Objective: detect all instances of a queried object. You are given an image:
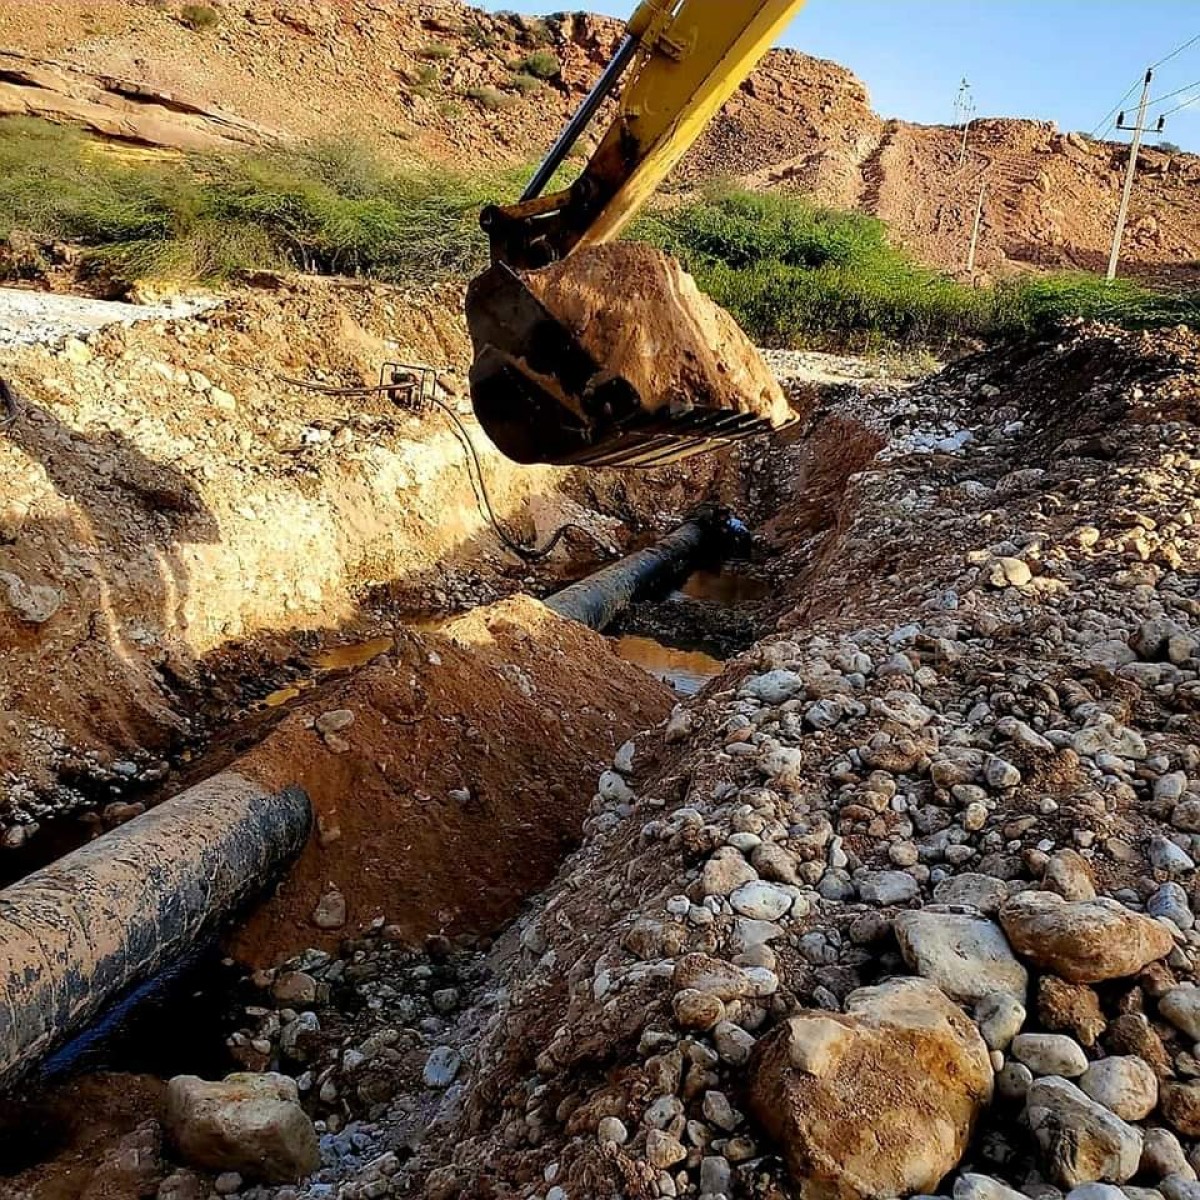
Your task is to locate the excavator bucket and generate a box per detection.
[466,245,794,469]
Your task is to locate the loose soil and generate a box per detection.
[229,596,674,967]
[524,244,790,425]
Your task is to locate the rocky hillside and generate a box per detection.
[2,0,1199,280]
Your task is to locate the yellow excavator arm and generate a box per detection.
[467,0,808,467]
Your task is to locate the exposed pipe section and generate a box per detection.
[545,506,748,631]
[0,772,311,1089]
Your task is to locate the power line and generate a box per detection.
[1148,77,1200,109]
[1089,32,1200,138]
[1090,77,1143,139]
[1150,31,1200,71]
[1159,91,1200,119]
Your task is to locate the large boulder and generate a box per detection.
[165,1073,320,1183]
[1025,1077,1143,1187]
[747,977,993,1200]
[895,910,1028,1003]
[999,893,1174,983]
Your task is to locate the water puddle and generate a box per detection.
[315,635,396,671]
[613,635,723,696]
[677,567,769,605]
[260,635,397,708]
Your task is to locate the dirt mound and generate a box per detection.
[229,595,673,966]
[525,243,790,425]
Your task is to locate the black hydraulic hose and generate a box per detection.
[273,373,615,563]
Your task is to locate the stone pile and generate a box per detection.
[132,324,1200,1200]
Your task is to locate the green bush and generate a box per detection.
[179,3,219,30]
[411,63,440,97]
[465,86,514,112]
[632,186,1200,350]
[517,50,560,80]
[420,41,454,60]
[0,119,497,285]
[509,72,542,96]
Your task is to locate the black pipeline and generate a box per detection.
[0,772,311,1089]
[546,506,750,631]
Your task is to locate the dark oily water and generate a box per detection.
[613,635,723,696]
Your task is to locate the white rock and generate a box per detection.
[895,911,1028,1004]
[1011,1033,1089,1077]
[1160,987,1200,1040]
[954,1174,1028,1200]
[741,670,803,705]
[729,880,793,921]
[975,992,1026,1051]
[1078,1056,1158,1121]
[858,870,920,906]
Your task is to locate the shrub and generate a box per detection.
[179,3,219,30]
[411,63,440,97]
[632,186,1199,350]
[517,50,560,80]
[465,23,501,51]
[509,72,542,96]
[466,86,514,112]
[0,119,496,285]
[420,41,454,60]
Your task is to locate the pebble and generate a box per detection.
[422,1046,461,1088]
[1011,1033,1089,1077]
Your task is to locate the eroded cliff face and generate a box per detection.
[3,1,1199,278]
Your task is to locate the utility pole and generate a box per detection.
[954,79,976,168]
[958,102,975,167]
[967,179,987,277]
[953,78,971,125]
[1106,68,1165,281]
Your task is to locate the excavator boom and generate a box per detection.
[467,0,807,468]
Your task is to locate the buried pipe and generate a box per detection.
[545,505,750,632]
[0,772,311,1090]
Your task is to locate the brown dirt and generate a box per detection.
[524,243,790,425]
[0,1073,166,1200]
[228,595,673,967]
[0,274,740,838]
[3,1,1198,279]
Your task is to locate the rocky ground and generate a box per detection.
[7,321,1200,1200]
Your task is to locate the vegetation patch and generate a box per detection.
[516,51,560,80]
[509,73,542,96]
[420,42,455,61]
[635,187,1200,350]
[179,3,220,30]
[465,86,514,112]
[3,123,1193,346]
[0,119,494,285]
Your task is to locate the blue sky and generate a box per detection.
[479,2,1200,152]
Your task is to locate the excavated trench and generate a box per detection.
[0,319,879,1192]
[0,544,789,1184]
